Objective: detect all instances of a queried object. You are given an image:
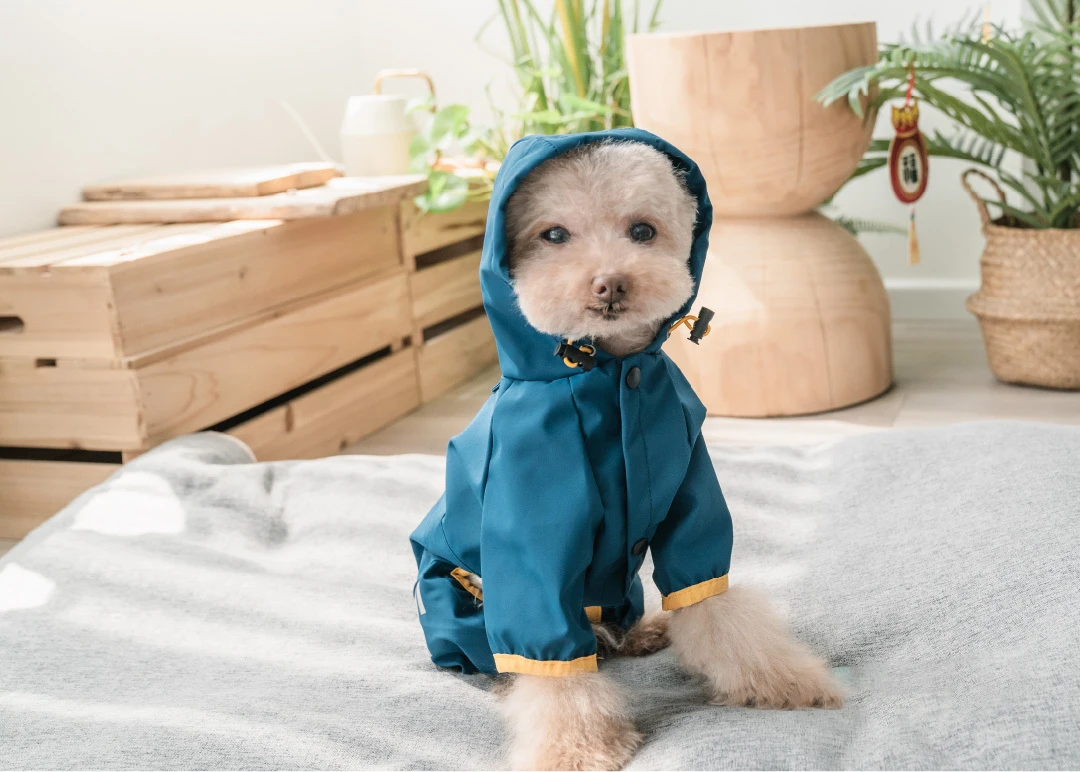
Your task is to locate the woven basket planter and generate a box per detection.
[962,169,1080,390]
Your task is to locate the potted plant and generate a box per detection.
[818,0,1080,389]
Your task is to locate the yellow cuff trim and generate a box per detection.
[493,653,598,677]
[661,574,729,611]
[450,567,483,601]
[585,606,603,624]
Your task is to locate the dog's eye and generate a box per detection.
[629,223,656,243]
[540,226,570,244]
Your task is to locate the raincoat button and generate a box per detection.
[626,367,642,389]
[631,538,648,557]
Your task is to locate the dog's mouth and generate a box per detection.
[588,303,628,320]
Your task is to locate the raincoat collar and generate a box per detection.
[480,128,713,382]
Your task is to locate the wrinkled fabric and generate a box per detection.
[4,424,1080,768]
[410,129,733,675]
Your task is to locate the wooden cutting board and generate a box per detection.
[59,175,428,225]
[82,162,343,201]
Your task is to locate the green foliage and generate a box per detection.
[820,206,908,237]
[484,0,661,137]
[411,0,660,213]
[408,100,494,213]
[818,0,1080,229]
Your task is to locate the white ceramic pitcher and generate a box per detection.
[340,70,434,177]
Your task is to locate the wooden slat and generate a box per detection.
[107,208,399,355]
[0,225,100,252]
[0,269,118,360]
[417,314,499,402]
[0,224,207,269]
[0,363,144,449]
[410,249,483,331]
[59,176,427,225]
[0,459,118,539]
[82,163,342,201]
[0,225,165,267]
[401,199,487,258]
[55,221,271,268]
[0,226,109,261]
[230,349,420,461]
[136,272,411,444]
[0,211,400,360]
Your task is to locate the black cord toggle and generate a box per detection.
[555,340,596,371]
[688,307,714,345]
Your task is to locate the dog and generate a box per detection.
[410,131,842,771]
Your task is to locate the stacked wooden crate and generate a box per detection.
[0,171,497,538]
[400,199,496,402]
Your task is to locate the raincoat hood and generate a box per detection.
[480,128,714,381]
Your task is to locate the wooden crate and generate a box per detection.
[0,342,419,538]
[0,211,399,360]
[0,190,424,536]
[1,245,413,452]
[400,199,499,402]
[0,186,495,538]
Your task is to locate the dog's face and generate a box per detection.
[505,141,697,355]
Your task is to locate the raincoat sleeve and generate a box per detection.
[480,380,601,676]
[650,434,734,611]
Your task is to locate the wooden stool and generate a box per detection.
[628,22,893,416]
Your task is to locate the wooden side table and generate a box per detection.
[628,22,893,416]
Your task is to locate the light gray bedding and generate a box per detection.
[1,421,1078,770]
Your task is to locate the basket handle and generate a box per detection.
[960,168,1007,226]
[374,69,436,112]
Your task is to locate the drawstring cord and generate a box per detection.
[670,307,714,344]
[556,307,715,369]
[669,315,710,338]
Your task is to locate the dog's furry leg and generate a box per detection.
[668,586,844,709]
[501,672,641,771]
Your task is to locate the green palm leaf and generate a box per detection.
[818,0,1080,229]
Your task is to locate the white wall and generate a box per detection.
[0,0,1022,318]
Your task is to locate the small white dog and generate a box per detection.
[501,140,843,770]
[410,134,842,772]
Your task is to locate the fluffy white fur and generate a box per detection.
[505,141,697,357]
[668,587,844,710]
[497,142,843,770]
[502,673,641,771]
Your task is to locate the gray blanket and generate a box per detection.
[1,422,1078,770]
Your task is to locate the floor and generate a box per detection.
[1,320,1076,559]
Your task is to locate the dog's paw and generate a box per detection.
[593,612,670,659]
[521,716,642,771]
[621,612,670,657]
[709,654,845,710]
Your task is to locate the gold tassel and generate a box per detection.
[908,204,921,265]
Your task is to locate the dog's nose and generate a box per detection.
[591,274,628,303]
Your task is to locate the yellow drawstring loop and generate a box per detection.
[669,315,711,339]
[561,340,595,368]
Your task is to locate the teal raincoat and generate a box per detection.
[410,128,733,677]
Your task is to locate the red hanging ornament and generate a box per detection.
[888,63,929,264]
